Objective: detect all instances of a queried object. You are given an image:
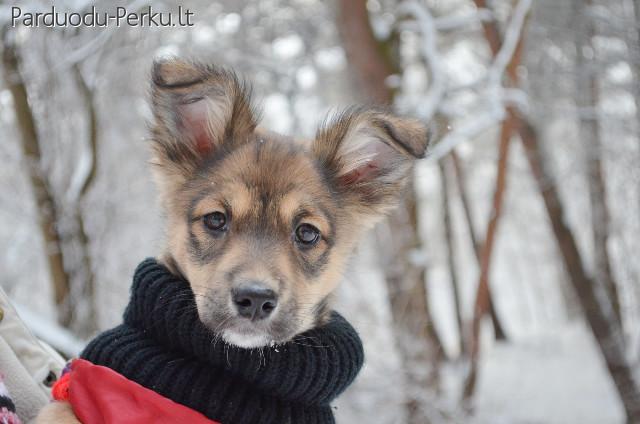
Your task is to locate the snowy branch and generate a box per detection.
[434,8,494,31]
[400,1,446,121]
[486,0,532,87]
[399,9,493,32]
[399,0,532,162]
[427,106,505,161]
[66,64,98,205]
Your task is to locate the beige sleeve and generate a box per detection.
[0,287,66,423]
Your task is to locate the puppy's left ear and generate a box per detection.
[313,108,429,219]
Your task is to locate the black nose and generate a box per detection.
[232,285,278,321]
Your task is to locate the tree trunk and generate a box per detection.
[336,0,394,104]
[1,29,72,327]
[573,0,622,328]
[451,151,508,341]
[336,1,445,422]
[462,110,515,402]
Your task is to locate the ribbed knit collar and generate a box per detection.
[81,258,364,424]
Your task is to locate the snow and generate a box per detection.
[262,93,293,134]
[154,44,180,58]
[216,13,241,35]
[193,25,216,44]
[605,61,632,85]
[314,47,347,71]
[272,34,304,60]
[296,65,317,90]
[471,323,624,424]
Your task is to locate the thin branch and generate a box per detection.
[451,151,508,341]
[398,9,494,32]
[438,159,466,356]
[434,8,494,31]
[68,64,99,204]
[463,107,516,403]
[450,152,480,257]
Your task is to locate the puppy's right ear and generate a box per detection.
[150,58,257,185]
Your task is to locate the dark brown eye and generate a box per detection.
[295,223,320,246]
[203,211,227,232]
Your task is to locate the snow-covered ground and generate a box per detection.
[331,237,623,424]
[471,323,623,424]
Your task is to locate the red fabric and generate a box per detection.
[51,372,71,401]
[64,359,218,424]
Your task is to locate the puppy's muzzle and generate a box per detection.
[232,284,278,321]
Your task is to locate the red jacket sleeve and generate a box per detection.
[54,359,218,424]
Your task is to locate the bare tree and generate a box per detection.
[2,26,101,335]
[1,27,73,327]
[337,1,446,422]
[474,0,640,419]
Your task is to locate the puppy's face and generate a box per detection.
[150,60,429,348]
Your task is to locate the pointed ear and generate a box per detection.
[149,58,258,182]
[312,108,429,219]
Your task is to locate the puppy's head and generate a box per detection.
[150,59,429,348]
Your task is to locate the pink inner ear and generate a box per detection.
[179,99,213,156]
[339,162,380,186]
[338,139,396,186]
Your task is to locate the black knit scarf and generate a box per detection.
[81,259,364,424]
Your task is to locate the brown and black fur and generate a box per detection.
[150,58,430,348]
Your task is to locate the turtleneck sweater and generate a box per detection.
[81,258,364,424]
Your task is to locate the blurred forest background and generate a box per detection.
[1,0,639,423]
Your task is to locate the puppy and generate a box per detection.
[149,60,429,348]
[38,59,429,422]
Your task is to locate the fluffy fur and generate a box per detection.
[149,59,429,348]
